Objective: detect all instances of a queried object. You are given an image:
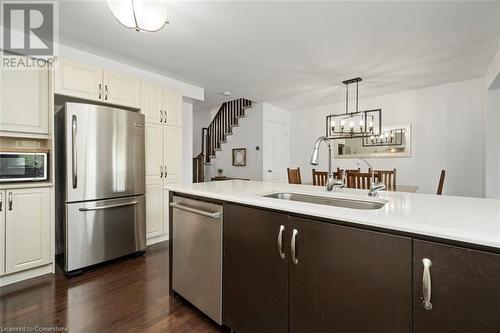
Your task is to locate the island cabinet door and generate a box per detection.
[288,217,412,333]
[223,204,289,333]
[413,240,500,333]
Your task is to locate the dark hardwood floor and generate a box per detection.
[0,242,223,333]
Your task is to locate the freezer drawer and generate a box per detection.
[172,196,223,324]
[64,195,146,272]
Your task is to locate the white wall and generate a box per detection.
[192,108,211,157]
[207,104,264,180]
[485,88,500,198]
[290,78,486,197]
[182,102,194,184]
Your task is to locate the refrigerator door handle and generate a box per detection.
[72,114,78,189]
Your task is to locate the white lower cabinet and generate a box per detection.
[3,188,50,274]
[0,192,4,276]
[146,180,165,239]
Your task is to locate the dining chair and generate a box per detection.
[436,170,446,195]
[287,167,302,184]
[312,169,328,186]
[369,168,397,190]
[335,167,360,181]
[346,171,380,190]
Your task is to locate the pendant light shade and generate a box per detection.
[107,0,168,32]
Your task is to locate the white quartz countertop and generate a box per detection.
[166,180,500,250]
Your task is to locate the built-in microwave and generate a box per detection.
[0,152,48,182]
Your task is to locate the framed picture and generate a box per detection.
[232,148,247,166]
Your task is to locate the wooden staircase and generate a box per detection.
[193,98,253,182]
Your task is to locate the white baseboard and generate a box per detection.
[146,234,169,246]
[0,263,54,287]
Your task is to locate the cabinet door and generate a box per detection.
[103,70,141,108]
[141,81,162,123]
[223,204,289,333]
[145,123,163,181]
[413,240,500,332]
[54,60,102,101]
[0,68,49,134]
[0,191,5,276]
[164,88,182,126]
[145,180,164,239]
[163,125,182,181]
[289,217,412,333]
[5,188,50,274]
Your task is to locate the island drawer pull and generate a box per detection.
[291,229,298,264]
[277,225,285,260]
[422,258,433,310]
[170,202,221,219]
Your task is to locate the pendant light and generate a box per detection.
[107,0,168,32]
[326,77,383,140]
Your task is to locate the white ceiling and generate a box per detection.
[58,1,500,111]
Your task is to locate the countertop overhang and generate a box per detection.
[166,180,500,250]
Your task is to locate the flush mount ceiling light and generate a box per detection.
[107,0,168,32]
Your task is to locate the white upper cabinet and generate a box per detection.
[0,67,49,135]
[103,70,141,108]
[165,88,182,126]
[55,60,102,102]
[141,81,162,123]
[145,122,163,181]
[5,188,50,274]
[164,125,183,181]
[55,59,141,109]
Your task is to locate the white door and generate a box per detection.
[164,88,182,126]
[54,60,103,102]
[0,191,4,276]
[0,68,49,134]
[145,123,163,181]
[264,120,289,182]
[163,125,183,182]
[146,180,164,239]
[5,188,50,274]
[103,70,141,108]
[141,81,162,123]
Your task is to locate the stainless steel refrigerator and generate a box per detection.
[55,102,146,274]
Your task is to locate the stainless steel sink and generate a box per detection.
[262,192,386,210]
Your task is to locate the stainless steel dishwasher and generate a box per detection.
[171,196,223,324]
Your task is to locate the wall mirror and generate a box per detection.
[334,125,412,158]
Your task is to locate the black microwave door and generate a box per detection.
[0,153,28,179]
[0,153,46,180]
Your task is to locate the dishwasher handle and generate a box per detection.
[170,202,221,219]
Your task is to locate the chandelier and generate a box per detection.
[107,0,169,32]
[326,78,382,140]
